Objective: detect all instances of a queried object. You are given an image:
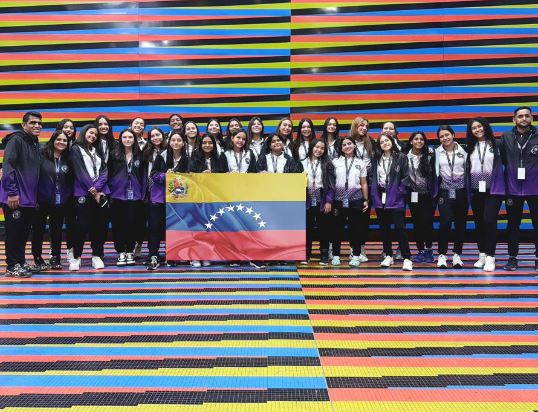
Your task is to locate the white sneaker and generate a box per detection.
[349,256,360,267]
[402,258,413,271]
[474,253,486,268]
[437,254,447,268]
[202,261,211,267]
[69,257,81,271]
[380,256,394,268]
[483,256,496,272]
[358,254,368,263]
[331,256,341,266]
[117,252,126,266]
[191,260,201,268]
[91,256,105,270]
[66,248,74,263]
[452,253,463,269]
[125,252,135,265]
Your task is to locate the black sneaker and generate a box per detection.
[49,256,62,270]
[147,256,160,271]
[23,263,40,273]
[504,256,518,271]
[5,264,32,278]
[34,256,50,271]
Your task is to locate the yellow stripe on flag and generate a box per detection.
[166,173,306,203]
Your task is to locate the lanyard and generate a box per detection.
[408,155,420,191]
[517,133,531,168]
[300,142,308,160]
[84,147,98,182]
[344,157,355,191]
[380,155,392,187]
[54,157,61,190]
[187,143,194,158]
[271,154,279,173]
[173,155,181,171]
[205,158,212,172]
[445,149,456,184]
[476,141,488,174]
[233,151,244,172]
[328,143,336,159]
[251,140,262,158]
[356,145,365,160]
[308,159,320,188]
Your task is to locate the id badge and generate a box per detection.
[127,189,134,200]
[411,192,418,203]
[449,189,456,199]
[518,167,526,180]
[479,181,486,193]
[381,192,387,205]
[311,198,318,207]
[55,192,61,205]
[342,199,349,208]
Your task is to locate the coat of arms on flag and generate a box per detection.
[165,173,306,261]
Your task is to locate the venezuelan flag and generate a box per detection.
[165,173,306,261]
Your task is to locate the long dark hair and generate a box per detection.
[43,130,70,160]
[192,134,219,163]
[295,118,316,143]
[276,117,293,143]
[56,119,77,142]
[320,117,339,141]
[407,131,432,178]
[263,134,284,155]
[206,118,224,146]
[338,136,357,157]
[306,138,328,162]
[247,116,265,141]
[226,117,243,139]
[114,128,141,162]
[182,120,201,144]
[374,133,399,161]
[166,131,187,159]
[75,124,99,150]
[142,126,167,162]
[225,129,250,152]
[94,115,115,158]
[466,117,496,154]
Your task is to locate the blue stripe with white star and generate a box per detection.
[166,201,305,232]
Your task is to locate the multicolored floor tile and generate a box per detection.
[0,242,536,411]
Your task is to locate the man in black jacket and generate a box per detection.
[501,106,538,271]
[0,111,42,277]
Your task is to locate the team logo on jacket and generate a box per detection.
[506,198,513,206]
[168,176,189,199]
[438,197,444,205]
[457,152,464,158]
[61,165,68,173]
[531,145,538,155]
[489,146,494,153]
[78,196,86,204]
[12,210,21,220]
[245,157,250,164]
[134,160,140,167]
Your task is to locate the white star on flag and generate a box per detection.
[245,207,253,215]
[205,222,213,230]
[253,213,261,221]
[210,214,218,222]
[236,204,245,211]
[217,208,225,216]
[226,205,235,212]
[258,220,266,228]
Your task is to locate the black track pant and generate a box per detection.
[148,202,165,257]
[408,193,434,251]
[73,196,107,259]
[111,199,140,254]
[376,207,411,259]
[32,203,67,258]
[437,188,468,255]
[306,206,330,257]
[2,205,35,269]
[505,195,538,258]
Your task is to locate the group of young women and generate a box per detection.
[31,113,511,272]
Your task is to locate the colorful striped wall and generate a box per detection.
[0,0,537,226]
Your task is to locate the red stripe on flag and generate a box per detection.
[166,230,305,261]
